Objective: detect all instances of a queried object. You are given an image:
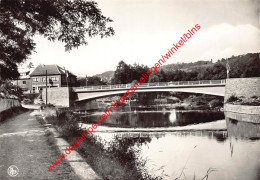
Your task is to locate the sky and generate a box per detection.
[23,0,260,77]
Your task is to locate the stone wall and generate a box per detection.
[224,104,260,115]
[225,103,260,124]
[225,111,260,124]
[0,98,20,113]
[224,77,260,102]
[42,87,72,107]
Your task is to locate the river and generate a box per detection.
[80,109,260,179]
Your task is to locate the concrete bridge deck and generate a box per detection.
[74,80,226,92]
[73,80,226,101]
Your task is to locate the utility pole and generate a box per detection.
[65,69,69,87]
[46,70,48,105]
[226,59,230,79]
[16,77,18,91]
[86,74,88,86]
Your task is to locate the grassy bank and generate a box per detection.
[45,109,163,180]
[0,106,28,123]
[226,95,260,106]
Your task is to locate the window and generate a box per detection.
[51,77,58,81]
[42,77,46,82]
[22,81,26,84]
[32,78,38,82]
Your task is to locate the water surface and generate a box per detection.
[95,131,260,180]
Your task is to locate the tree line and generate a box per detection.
[109,53,260,84]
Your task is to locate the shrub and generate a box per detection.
[241,101,260,106]
[175,106,185,110]
[44,108,81,137]
[226,94,239,103]
[22,98,32,104]
[56,111,81,137]
[209,99,223,108]
[45,115,57,124]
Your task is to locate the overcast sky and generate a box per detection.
[24,0,260,76]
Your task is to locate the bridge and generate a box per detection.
[73,79,226,102]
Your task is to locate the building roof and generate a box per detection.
[18,68,32,79]
[18,68,31,74]
[30,64,76,77]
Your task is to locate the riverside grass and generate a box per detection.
[45,110,164,180]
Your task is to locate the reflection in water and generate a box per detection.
[81,110,224,128]
[95,131,260,180]
[225,117,260,139]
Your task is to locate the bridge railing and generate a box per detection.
[74,79,226,91]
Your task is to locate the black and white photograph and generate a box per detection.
[0,0,260,179]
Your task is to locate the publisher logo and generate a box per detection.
[7,165,19,177]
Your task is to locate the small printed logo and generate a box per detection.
[7,165,19,177]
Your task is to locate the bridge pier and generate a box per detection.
[224,77,260,138]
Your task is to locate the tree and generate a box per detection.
[157,69,167,82]
[130,63,149,82]
[87,76,106,86]
[76,77,86,87]
[148,74,159,82]
[0,0,114,80]
[111,61,131,84]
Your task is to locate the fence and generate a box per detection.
[74,79,226,91]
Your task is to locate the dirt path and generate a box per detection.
[0,111,77,179]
